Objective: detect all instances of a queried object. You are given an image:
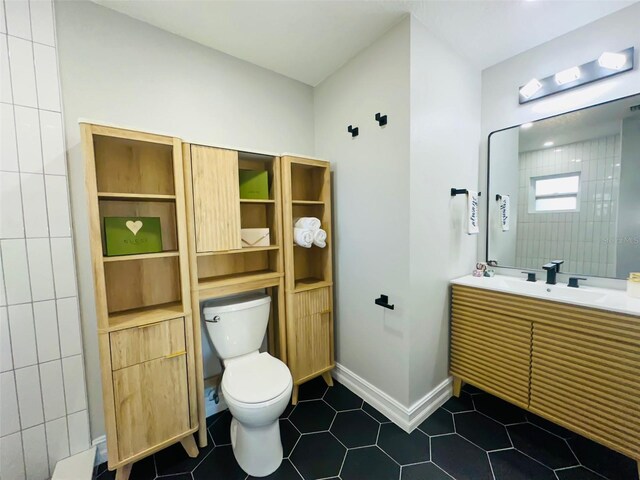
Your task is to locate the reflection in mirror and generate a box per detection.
[488,93,640,280]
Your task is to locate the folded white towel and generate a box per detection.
[294,217,321,231]
[294,228,313,248]
[499,195,510,232]
[467,190,479,235]
[313,229,327,248]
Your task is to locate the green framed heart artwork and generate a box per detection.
[104,217,163,256]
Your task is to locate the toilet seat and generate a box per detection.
[222,352,292,405]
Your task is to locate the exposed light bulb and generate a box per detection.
[598,52,627,70]
[544,141,554,147]
[521,122,534,129]
[520,78,542,99]
[555,66,581,85]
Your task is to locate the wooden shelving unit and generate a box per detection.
[82,124,199,480]
[281,156,334,404]
[183,145,287,447]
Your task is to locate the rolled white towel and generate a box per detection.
[294,228,313,248]
[313,229,327,248]
[294,217,321,231]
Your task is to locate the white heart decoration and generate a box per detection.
[126,220,143,236]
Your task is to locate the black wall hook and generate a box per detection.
[451,188,482,197]
[496,194,503,201]
[375,294,395,310]
[347,125,359,137]
[375,113,388,126]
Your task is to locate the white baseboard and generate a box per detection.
[332,362,452,433]
[92,436,107,466]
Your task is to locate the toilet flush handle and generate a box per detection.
[205,315,221,323]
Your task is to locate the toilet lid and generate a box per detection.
[222,353,291,404]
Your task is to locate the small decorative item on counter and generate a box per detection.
[473,262,487,277]
[241,228,270,248]
[104,217,162,256]
[627,273,640,298]
[484,269,495,277]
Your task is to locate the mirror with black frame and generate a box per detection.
[487,93,640,280]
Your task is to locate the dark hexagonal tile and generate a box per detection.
[323,381,363,411]
[402,462,453,480]
[297,376,329,401]
[154,433,213,476]
[93,455,155,480]
[489,449,556,480]
[341,446,400,480]
[441,392,474,413]
[289,399,335,433]
[330,410,379,448]
[377,422,430,465]
[206,409,227,427]
[556,466,612,480]
[280,400,295,419]
[432,434,493,480]
[418,409,454,436]
[473,394,527,425]
[192,445,245,480]
[280,419,300,457]
[209,409,233,445]
[507,423,577,469]
[568,434,639,480]
[526,412,575,439]
[455,411,511,451]
[363,402,392,423]
[248,459,303,480]
[290,432,346,479]
[461,383,484,395]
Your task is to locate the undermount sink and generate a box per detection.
[451,274,640,316]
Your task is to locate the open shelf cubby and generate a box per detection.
[94,134,175,196]
[238,152,277,201]
[99,199,178,255]
[293,244,330,291]
[197,249,279,285]
[104,255,182,318]
[290,162,329,202]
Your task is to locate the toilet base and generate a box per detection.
[230,417,283,477]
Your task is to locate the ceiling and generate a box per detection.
[92,0,636,86]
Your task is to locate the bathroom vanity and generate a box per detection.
[450,275,640,467]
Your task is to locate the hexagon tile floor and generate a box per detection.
[94,379,639,480]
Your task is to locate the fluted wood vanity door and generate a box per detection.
[450,285,532,408]
[113,354,190,460]
[190,145,242,253]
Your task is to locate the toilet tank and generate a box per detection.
[202,293,271,360]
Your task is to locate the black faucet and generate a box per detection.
[568,277,587,288]
[542,260,564,285]
[522,271,537,282]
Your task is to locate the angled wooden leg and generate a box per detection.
[180,435,199,458]
[452,377,463,398]
[322,371,334,387]
[292,385,299,405]
[115,464,132,480]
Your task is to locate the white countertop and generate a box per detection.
[451,274,640,317]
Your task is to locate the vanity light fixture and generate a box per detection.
[598,51,628,70]
[518,47,634,104]
[554,148,563,152]
[521,122,534,129]
[555,66,581,85]
[519,78,543,99]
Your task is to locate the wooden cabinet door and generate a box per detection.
[190,145,242,252]
[450,285,532,408]
[530,315,640,460]
[290,287,333,382]
[113,354,190,460]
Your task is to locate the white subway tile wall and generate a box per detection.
[0,1,89,477]
[515,134,620,277]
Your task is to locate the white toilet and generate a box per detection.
[202,293,292,477]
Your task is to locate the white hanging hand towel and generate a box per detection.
[294,228,313,248]
[499,195,510,232]
[313,229,327,248]
[294,217,321,230]
[467,190,480,235]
